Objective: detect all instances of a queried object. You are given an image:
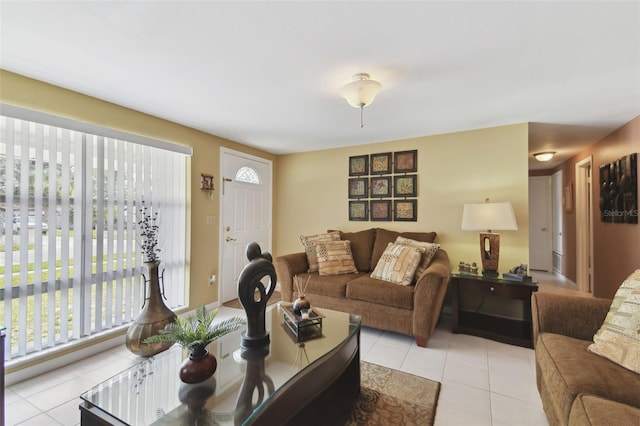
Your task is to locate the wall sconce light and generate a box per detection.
[200,173,214,199]
[534,152,555,162]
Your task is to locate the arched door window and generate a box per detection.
[235,166,261,184]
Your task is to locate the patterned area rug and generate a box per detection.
[346,361,441,426]
[222,291,281,309]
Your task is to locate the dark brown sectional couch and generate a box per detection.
[275,228,451,347]
[532,292,640,425]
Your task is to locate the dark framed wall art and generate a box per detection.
[370,200,392,221]
[348,150,419,221]
[394,175,417,197]
[370,176,391,198]
[349,155,369,176]
[349,200,369,221]
[394,200,417,221]
[348,178,368,199]
[394,150,417,173]
[370,152,392,174]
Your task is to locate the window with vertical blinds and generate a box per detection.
[0,109,189,362]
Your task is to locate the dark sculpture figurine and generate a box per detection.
[237,242,277,348]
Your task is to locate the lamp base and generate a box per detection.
[479,232,500,276]
[482,270,499,278]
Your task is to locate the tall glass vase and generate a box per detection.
[126,261,177,357]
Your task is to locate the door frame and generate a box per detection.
[218,147,273,303]
[575,156,594,293]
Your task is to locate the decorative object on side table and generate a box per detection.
[461,199,518,277]
[143,305,246,383]
[126,201,178,357]
[238,242,277,348]
[458,261,478,275]
[292,275,311,315]
[503,264,532,282]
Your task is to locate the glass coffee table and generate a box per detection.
[80,305,361,425]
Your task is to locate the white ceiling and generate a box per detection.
[1,1,639,170]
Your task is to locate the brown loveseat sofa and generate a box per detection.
[532,292,640,425]
[275,228,451,347]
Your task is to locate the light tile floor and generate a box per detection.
[6,271,577,426]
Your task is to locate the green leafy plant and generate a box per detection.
[143,305,246,357]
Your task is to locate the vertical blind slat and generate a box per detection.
[47,125,58,347]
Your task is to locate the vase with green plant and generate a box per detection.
[144,305,246,383]
[125,201,178,357]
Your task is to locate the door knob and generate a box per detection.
[541,227,547,231]
[225,236,237,242]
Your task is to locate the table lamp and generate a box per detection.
[461,199,518,277]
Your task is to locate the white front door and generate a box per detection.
[219,148,272,303]
[529,176,553,272]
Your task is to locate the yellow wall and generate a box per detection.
[274,124,530,271]
[0,70,276,309]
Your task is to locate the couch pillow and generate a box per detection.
[328,228,376,272]
[370,243,423,286]
[370,228,437,270]
[587,269,640,374]
[300,231,341,272]
[316,240,358,276]
[395,236,440,279]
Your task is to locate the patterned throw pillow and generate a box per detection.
[588,269,640,374]
[370,243,424,286]
[300,231,341,272]
[316,240,358,276]
[395,236,440,280]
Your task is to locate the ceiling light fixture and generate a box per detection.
[340,73,382,128]
[534,152,556,162]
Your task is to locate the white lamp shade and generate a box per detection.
[340,74,382,108]
[461,201,518,232]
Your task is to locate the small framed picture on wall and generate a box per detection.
[349,201,369,221]
[348,178,368,199]
[349,155,369,176]
[394,199,417,221]
[394,150,417,173]
[370,176,391,198]
[370,200,392,221]
[394,175,417,197]
[370,152,392,174]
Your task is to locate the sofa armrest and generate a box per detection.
[531,292,611,345]
[412,249,451,345]
[275,252,309,302]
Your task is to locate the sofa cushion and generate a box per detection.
[394,236,440,280]
[300,231,341,273]
[588,269,640,373]
[569,394,640,426]
[370,243,423,286]
[297,272,366,299]
[346,275,414,309]
[371,228,437,269]
[316,240,358,276]
[536,332,640,424]
[328,228,376,272]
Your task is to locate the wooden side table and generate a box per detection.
[451,274,538,348]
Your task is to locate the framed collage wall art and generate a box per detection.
[347,150,418,221]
